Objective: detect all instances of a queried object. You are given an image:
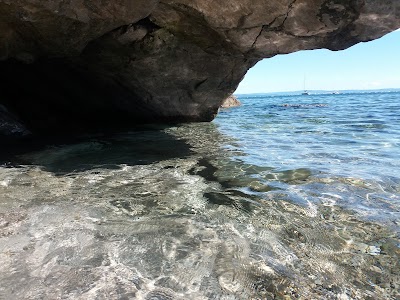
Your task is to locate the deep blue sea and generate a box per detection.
[0,91,399,299]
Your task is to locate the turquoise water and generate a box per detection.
[0,91,399,299]
[217,92,400,227]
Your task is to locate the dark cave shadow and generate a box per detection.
[0,126,193,175]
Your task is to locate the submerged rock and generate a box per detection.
[0,1,399,136]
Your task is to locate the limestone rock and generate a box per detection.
[221,96,241,108]
[0,0,399,136]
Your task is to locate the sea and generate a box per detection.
[0,91,399,299]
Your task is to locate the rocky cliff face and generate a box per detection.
[1,0,399,137]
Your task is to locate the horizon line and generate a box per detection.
[234,87,400,95]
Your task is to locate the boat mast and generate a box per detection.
[302,74,309,95]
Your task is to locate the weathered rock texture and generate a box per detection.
[1,0,399,136]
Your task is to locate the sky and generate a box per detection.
[236,29,400,94]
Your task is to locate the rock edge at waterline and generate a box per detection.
[221,96,241,108]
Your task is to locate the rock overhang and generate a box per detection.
[0,0,399,138]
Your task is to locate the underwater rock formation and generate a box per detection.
[0,0,399,136]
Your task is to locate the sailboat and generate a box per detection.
[302,75,309,95]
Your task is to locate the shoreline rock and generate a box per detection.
[0,104,31,139]
[221,96,241,108]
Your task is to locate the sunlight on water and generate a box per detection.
[0,92,400,299]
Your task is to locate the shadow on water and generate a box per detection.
[0,127,193,175]
[1,120,263,214]
[189,158,263,214]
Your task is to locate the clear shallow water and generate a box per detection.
[0,92,399,299]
